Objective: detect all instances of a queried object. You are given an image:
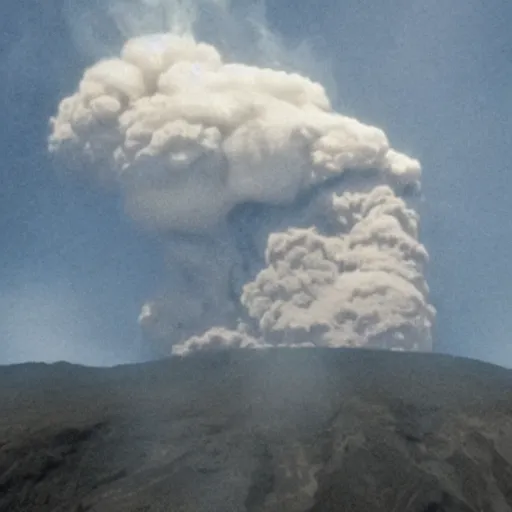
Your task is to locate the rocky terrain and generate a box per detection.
[1,348,512,511]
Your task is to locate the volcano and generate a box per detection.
[1,348,512,511]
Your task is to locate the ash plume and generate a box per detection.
[49,0,435,357]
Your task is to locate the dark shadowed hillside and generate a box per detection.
[1,348,512,511]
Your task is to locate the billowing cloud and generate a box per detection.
[49,15,434,356]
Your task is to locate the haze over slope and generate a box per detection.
[49,0,435,357]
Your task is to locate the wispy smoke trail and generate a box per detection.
[50,0,435,357]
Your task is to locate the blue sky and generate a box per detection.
[1,0,511,366]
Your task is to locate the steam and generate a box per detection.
[49,1,435,356]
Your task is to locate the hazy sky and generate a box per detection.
[1,0,511,366]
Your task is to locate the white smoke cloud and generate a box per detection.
[241,187,433,351]
[50,1,435,357]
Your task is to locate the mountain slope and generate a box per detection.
[1,348,512,511]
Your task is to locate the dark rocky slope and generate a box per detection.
[1,348,512,511]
